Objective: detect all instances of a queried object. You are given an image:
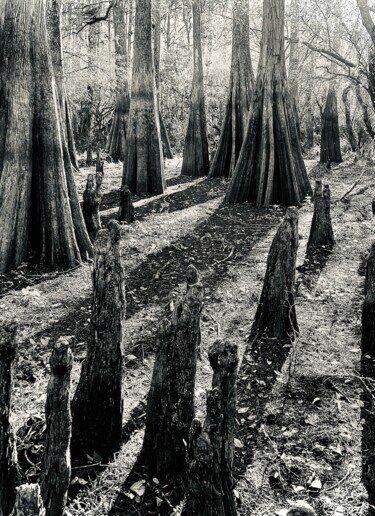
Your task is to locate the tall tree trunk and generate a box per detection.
[47,0,79,171]
[181,0,210,177]
[106,0,130,162]
[122,0,165,195]
[209,0,253,178]
[0,0,93,274]
[288,0,301,137]
[304,52,315,150]
[154,0,173,159]
[320,85,343,163]
[342,86,358,152]
[225,0,311,206]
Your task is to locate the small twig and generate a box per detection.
[56,264,82,275]
[324,470,351,491]
[153,260,172,281]
[214,246,235,265]
[205,312,221,336]
[339,168,366,201]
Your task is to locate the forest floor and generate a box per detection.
[1,153,375,516]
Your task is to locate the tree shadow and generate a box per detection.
[360,355,375,513]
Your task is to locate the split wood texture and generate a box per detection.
[139,264,203,477]
[305,181,334,257]
[11,484,45,516]
[40,340,73,516]
[119,185,135,223]
[252,207,299,338]
[362,242,375,356]
[0,324,19,516]
[71,220,126,459]
[183,340,239,516]
[82,156,104,241]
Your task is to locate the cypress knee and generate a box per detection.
[362,242,375,356]
[139,265,203,478]
[183,340,239,516]
[40,340,73,516]
[71,220,126,459]
[252,207,299,338]
[306,181,334,258]
[119,185,135,223]
[11,484,45,516]
[0,324,19,516]
[82,161,103,242]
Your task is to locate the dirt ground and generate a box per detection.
[1,153,375,516]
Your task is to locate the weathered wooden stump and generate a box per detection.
[71,220,126,459]
[11,484,45,516]
[0,324,19,516]
[362,242,375,356]
[138,265,203,478]
[252,207,299,338]
[119,185,135,223]
[82,159,103,241]
[287,501,316,516]
[40,340,73,516]
[183,340,239,516]
[305,181,334,257]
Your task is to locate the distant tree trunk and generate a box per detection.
[139,265,203,478]
[356,85,375,139]
[305,181,334,257]
[0,325,18,516]
[40,341,73,516]
[304,54,315,150]
[11,485,45,516]
[362,242,375,356]
[82,158,103,242]
[181,0,210,177]
[122,0,165,195]
[119,185,135,223]
[342,86,357,152]
[356,1,375,113]
[154,0,173,159]
[320,85,343,163]
[47,0,79,170]
[0,0,93,274]
[127,0,134,78]
[183,341,238,516]
[106,0,130,162]
[71,221,126,459]
[208,0,253,178]
[225,0,311,206]
[252,207,299,337]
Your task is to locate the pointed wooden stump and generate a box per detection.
[82,160,103,242]
[306,180,334,258]
[362,242,375,356]
[40,339,73,516]
[139,265,203,478]
[0,324,19,516]
[183,340,239,516]
[11,484,45,516]
[119,185,135,223]
[252,207,299,338]
[71,220,126,460]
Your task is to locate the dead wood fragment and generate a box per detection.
[12,484,45,516]
[82,159,104,242]
[362,242,375,356]
[306,181,334,257]
[119,185,135,223]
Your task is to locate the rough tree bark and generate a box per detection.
[11,485,45,516]
[208,0,253,178]
[320,86,343,163]
[71,221,126,459]
[252,207,299,338]
[106,0,130,162]
[122,0,165,195]
[355,85,375,139]
[181,0,210,177]
[40,340,73,516]
[0,324,19,516]
[47,0,79,170]
[356,0,375,112]
[82,157,103,242]
[139,265,203,478]
[154,0,173,159]
[225,0,311,206]
[119,185,135,223]
[0,0,93,274]
[183,340,238,516]
[342,86,358,152]
[303,52,315,151]
[362,242,375,356]
[305,181,334,259]
[288,0,301,135]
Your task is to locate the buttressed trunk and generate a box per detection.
[225,0,311,206]
[181,0,210,177]
[0,0,93,274]
[209,0,253,178]
[320,85,343,163]
[122,0,165,195]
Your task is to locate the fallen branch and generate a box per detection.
[214,246,235,265]
[339,168,366,201]
[153,260,172,281]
